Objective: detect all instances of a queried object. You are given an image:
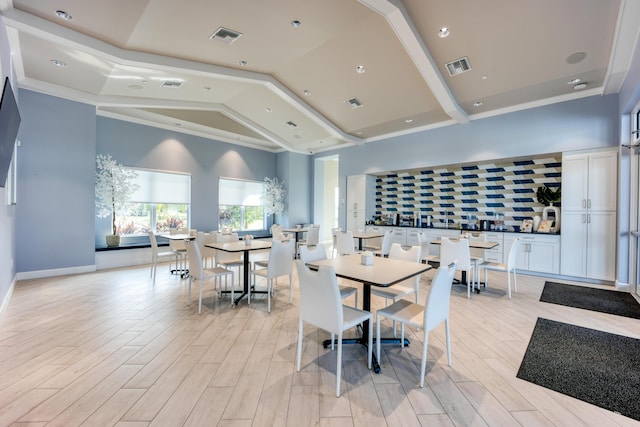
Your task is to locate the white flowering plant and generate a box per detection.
[95,154,140,236]
[263,177,286,215]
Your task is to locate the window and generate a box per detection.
[117,169,191,235]
[219,178,265,231]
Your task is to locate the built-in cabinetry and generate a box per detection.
[505,233,560,274]
[560,149,617,281]
[346,174,374,233]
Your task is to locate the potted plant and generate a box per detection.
[536,185,561,206]
[263,176,286,216]
[95,154,139,247]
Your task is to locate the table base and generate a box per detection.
[322,337,410,374]
[219,287,270,305]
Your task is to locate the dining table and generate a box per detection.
[306,254,432,373]
[158,233,195,278]
[351,231,385,251]
[205,239,272,305]
[430,237,499,291]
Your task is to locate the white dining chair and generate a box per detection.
[371,243,422,336]
[335,230,356,256]
[299,243,359,335]
[251,238,296,312]
[440,237,475,298]
[214,232,244,281]
[295,260,372,397]
[196,231,216,269]
[375,261,457,387]
[373,230,394,257]
[184,239,234,313]
[480,237,520,298]
[148,231,176,283]
[297,224,320,255]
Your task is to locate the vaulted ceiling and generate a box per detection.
[2,0,638,153]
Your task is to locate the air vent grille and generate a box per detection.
[445,56,471,76]
[161,80,183,88]
[210,27,242,44]
[285,121,298,128]
[345,97,363,109]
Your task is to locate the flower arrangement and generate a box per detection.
[95,154,139,242]
[263,177,286,215]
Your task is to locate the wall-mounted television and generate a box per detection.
[0,77,21,188]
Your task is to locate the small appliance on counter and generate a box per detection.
[384,213,397,226]
[398,215,415,227]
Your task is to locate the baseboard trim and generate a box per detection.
[0,276,16,320]
[16,265,96,281]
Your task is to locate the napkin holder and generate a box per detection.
[361,252,373,266]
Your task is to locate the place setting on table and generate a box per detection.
[305,250,432,373]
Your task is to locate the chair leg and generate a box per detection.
[289,273,293,304]
[296,319,304,371]
[198,279,203,314]
[513,270,518,294]
[336,332,343,397]
[507,271,512,299]
[445,318,452,366]
[367,316,372,370]
[420,331,429,388]
[376,314,381,362]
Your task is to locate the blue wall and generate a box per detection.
[96,117,278,244]
[15,90,96,272]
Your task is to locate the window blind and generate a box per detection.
[219,178,263,206]
[130,169,191,204]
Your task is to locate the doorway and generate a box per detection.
[313,155,339,246]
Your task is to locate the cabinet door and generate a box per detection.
[560,211,588,277]
[346,175,366,211]
[561,154,589,211]
[587,151,617,212]
[346,210,365,233]
[510,236,531,270]
[406,229,422,246]
[528,237,560,274]
[586,211,617,280]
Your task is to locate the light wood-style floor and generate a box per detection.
[1,257,639,427]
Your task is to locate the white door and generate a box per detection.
[560,211,588,277]
[586,211,617,280]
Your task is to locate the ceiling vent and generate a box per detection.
[445,56,471,76]
[161,80,183,88]
[210,27,242,44]
[345,97,363,109]
[285,121,298,128]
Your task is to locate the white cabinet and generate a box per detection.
[481,232,504,263]
[505,233,560,274]
[560,150,617,280]
[346,174,374,233]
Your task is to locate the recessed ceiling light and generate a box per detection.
[128,84,143,90]
[567,78,581,85]
[438,27,450,38]
[239,60,247,66]
[303,90,311,96]
[473,101,484,107]
[481,75,488,80]
[356,131,363,135]
[574,83,587,90]
[51,59,66,67]
[356,65,366,74]
[266,108,272,112]
[405,119,413,123]
[203,86,211,91]
[290,20,302,28]
[55,10,73,21]
[566,52,587,64]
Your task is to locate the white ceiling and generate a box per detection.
[2,0,638,154]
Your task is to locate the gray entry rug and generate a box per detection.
[516,318,640,421]
[540,281,640,319]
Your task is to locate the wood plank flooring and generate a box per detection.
[1,259,639,426]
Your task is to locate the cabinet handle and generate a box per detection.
[353,203,358,210]
[582,214,586,223]
[587,199,591,209]
[353,211,357,218]
[583,199,586,209]
[587,214,591,224]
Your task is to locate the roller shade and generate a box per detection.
[130,169,191,204]
[219,178,263,206]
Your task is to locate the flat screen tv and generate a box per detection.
[0,77,21,188]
